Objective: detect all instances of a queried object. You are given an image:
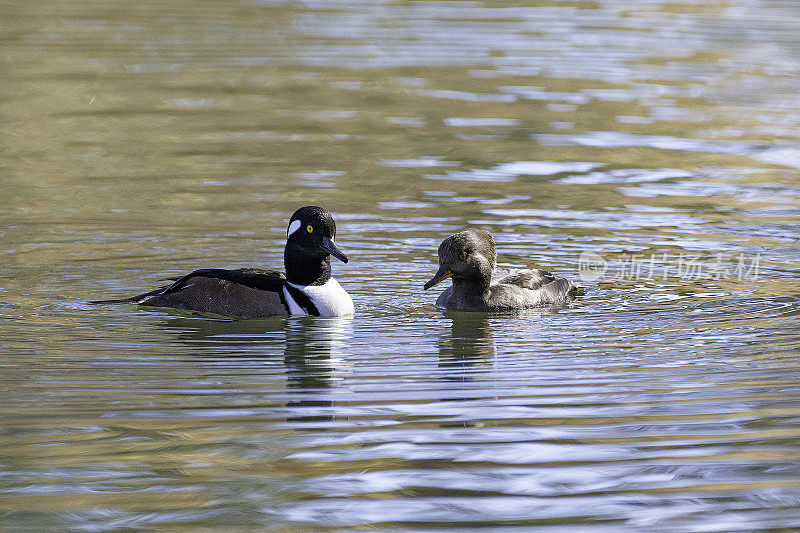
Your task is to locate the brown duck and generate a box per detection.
[424,229,576,311]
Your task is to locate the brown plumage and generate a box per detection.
[424,229,577,311]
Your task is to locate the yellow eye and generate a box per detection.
[306,225,313,233]
[459,252,467,261]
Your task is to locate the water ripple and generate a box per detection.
[3,0,800,531]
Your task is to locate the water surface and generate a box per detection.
[1,0,799,531]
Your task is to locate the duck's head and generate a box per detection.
[424,229,496,290]
[285,206,348,263]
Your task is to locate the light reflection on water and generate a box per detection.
[2,0,800,531]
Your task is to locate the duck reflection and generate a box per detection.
[283,317,352,423]
[435,313,495,430]
[163,315,288,354]
[156,314,352,423]
[438,312,496,368]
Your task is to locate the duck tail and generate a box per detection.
[89,287,165,305]
[88,296,140,304]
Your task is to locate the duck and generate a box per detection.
[423,229,576,311]
[91,206,354,318]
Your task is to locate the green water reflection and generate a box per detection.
[1,0,799,530]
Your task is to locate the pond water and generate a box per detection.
[2,0,800,530]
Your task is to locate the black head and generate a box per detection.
[284,206,348,285]
[424,229,496,290]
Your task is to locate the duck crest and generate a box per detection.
[284,205,346,286]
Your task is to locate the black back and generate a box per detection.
[160,268,286,295]
[158,268,321,316]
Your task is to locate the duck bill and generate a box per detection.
[424,267,453,290]
[320,236,348,263]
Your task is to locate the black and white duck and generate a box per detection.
[92,206,354,318]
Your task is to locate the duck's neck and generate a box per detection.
[284,246,331,286]
[451,276,491,310]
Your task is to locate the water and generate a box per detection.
[2,0,800,530]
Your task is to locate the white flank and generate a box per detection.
[287,278,354,317]
[282,286,307,315]
[287,219,302,237]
